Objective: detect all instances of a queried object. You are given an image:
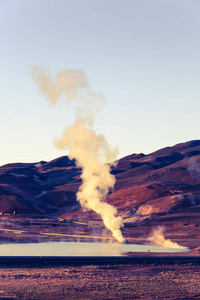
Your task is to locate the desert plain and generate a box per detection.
[1,140,200,299]
[0,212,200,299]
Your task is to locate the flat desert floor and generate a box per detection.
[1,216,200,299]
[0,263,200,299]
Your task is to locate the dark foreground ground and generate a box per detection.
[0,261,200,299]
[1,255,200,267]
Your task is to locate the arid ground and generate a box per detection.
[0,216,200,299]
[1,263,200,299]
[1,141,200,298]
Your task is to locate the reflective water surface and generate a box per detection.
[0,242,189,256]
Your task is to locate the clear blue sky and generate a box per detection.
[0,0,200,166]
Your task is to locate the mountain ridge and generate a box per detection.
[1,140,200,223]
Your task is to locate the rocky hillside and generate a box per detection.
[108,140,200,222]
[1,140,200,223]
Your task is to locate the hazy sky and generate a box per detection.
[0,0,200,166]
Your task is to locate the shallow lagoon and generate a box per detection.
[0,242,189,256]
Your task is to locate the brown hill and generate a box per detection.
[1,140,200,225]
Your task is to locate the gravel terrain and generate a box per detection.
[0,263,200,299]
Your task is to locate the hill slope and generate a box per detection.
[1,140,200,224]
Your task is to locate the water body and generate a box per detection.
[0,242,188,256]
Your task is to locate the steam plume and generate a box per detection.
[32,66,125,243]
[188,157,200,182]
[148,226,186,249]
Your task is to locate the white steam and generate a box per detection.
[32,66,125,243]
[148,226,187,249]
[188,157,200,182]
